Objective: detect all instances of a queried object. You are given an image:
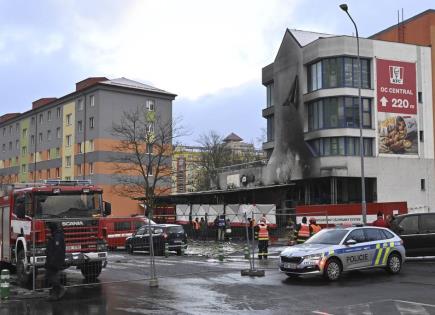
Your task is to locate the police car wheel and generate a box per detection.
[386,253,402,274]
[324,258,341,281]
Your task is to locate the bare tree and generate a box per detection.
[110,107,186,216]
[193,131,232,191]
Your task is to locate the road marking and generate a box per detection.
[312,311,333,315]
[394,300,435,309]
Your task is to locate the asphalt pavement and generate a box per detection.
[1,245,435,314]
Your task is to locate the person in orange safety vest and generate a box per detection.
[309,217,322,236]
[255,218,269,259]
[297,216,310,243]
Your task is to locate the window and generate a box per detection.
[47,149,51,160]
[146,123,154,133]
[66,114,72,125]
[89,117,95,129]
[420,214,435,233]
[78,142,82,153]
[9,125,12,135]
[89,140,94,151]
[65,156,71,167]
[307,137,373,157]
[308,57,370,92]
[146,100,155,111]
[307,97,372,131]
[39,114,43,124]
[31,117,35,126]
[2,128,5,136]
[30,135,35,146]
[56,167,60,178]
[47,110,52,121]
[65,176,71,181]
[56,147,60,158]
[38,133,43,144]
[78,120,83,132]
[421,179,426,191]
[56,127,61,139]
[21,146,27,156]
[364,228,384,241]
[56,107,61,118]
[78,99,84,111]
[2,144,5,152]
[418,92,423,103]
[21,164,27,173]
[381,229,394,239]
[47,130,51,141]
[90,95,95,107]
[8,142,12,151]
[267,116,274,142]
[89,162,94,174]
[345,229,366,243]
[15,140,19,149]
[47,169,51,179]
[114,222,131,231]
[22,128,27,138]
[399,216,419,234]
[266,83,274,107]
[66,135,72,147]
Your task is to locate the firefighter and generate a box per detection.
[309,217,321,236]
[45,222,66,301]
[255,218,269,259]
[296,216,310,243]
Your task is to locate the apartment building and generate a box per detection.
[0,77,176,216]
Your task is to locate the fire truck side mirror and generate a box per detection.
[104,202,112,216]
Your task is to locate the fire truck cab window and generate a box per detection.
[13,193,32,218]
[34,193,102,218]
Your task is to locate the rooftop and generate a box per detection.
[289,29,336,47]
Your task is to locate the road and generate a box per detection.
[1,249,435,314]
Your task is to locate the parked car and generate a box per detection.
[390,213,435,257]
[100,217,155,250]
[125,224,188,256]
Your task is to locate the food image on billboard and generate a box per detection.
[376,58,418,156]
[378,114,418,154]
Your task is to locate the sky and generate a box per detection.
[0,0,434,147]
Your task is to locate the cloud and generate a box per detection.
[67,0,301,100]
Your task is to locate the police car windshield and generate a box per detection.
[305,229,348,245]
[35,193,102,218]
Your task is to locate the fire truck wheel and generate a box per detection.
[16,249,33,288]
[80,262,102,280]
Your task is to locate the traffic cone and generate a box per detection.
[244,245,250,259]
[1,269,10,300]
[218,243,224,262]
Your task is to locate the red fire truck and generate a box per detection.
[0,180,111,287]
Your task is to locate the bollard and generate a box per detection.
[164,243,169,258]
[218,243,224,262]
[244,245,250,260]
[1,269,10,300]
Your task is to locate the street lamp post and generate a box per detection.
[339,3,367,225]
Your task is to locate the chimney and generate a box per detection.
[0,113,20,123]
[32,98,58,110]
[76,77,108,91]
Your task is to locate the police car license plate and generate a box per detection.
[284,262,297,269]
[66,245,81,251]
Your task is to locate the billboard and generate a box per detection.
[376,59,418,155]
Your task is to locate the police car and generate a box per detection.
[279,226,405,281]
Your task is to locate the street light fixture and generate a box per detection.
[339,3,367,225]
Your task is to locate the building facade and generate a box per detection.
[0,77,176,216]
[259,29,434,210]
